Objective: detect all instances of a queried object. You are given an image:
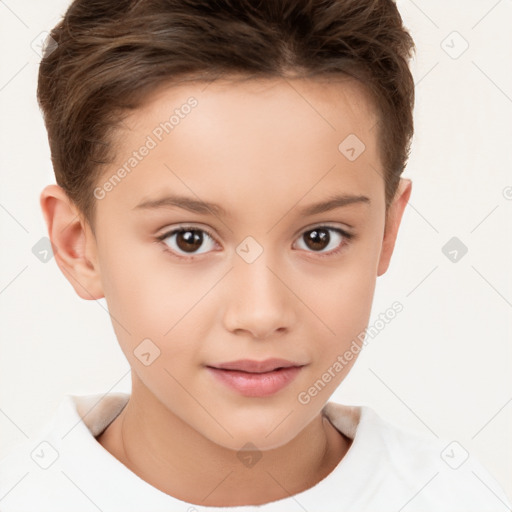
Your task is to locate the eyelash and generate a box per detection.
[156,224,355,261]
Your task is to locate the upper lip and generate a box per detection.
[208,358,305,373]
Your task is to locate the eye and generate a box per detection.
[157,225,218,259]
[156,224,355,261]
[293,225,354,257]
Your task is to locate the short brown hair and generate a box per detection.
[37,0,415,231]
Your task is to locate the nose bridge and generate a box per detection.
[235,247,281,299]
[223,242,294,337]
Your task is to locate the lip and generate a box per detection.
[206,359,306,397]
[209,358,304,373]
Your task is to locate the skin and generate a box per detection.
[40,76,412,506]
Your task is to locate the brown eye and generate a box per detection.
[303,228,330,251]
[294,226,353,257]
[158,226,217,258]
[175,229,204,253]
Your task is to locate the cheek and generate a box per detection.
[303,269,376,393]
[100,246,217,363]
[304,258,377,380]
[315,258,377,329]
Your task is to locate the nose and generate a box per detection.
[222,251,296,340]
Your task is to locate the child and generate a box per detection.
[0,0,510,510]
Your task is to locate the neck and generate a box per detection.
[96,383,351,507]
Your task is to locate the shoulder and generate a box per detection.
[323,401,512,511]
[0,430,60,511]
[0,393,131,511]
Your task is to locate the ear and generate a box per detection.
[39,184,104,300]
[377,178,412,277]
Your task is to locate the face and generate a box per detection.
[48,77,410,452]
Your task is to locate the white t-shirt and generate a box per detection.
[0,392,510,512]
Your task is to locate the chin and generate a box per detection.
[202,414,305,452]
[216,432,295,453]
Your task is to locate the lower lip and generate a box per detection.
[206,366,303,397]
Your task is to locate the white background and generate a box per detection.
[1,0,511,503]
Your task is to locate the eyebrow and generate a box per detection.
[133,193,371,217]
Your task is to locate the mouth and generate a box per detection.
[207,358,305,373]
[205,359,306,397]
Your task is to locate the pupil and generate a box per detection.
[173,229,331,254]
[177,229,203,253]
[306,229,329,251]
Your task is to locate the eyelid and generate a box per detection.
[157,221,352,241]
[157,223,218,240]
[293,221,353,238]
[157,222,355,259]
[293,224,354,259]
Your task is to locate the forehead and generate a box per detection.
[98,76,383,218]
[126,75,379,141]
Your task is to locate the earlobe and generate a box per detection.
[377,178,412,277]
[39,184,104,300]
